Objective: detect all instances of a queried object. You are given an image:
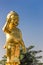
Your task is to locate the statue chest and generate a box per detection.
[6,29,21,41]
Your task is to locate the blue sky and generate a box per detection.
[0,0,43,61]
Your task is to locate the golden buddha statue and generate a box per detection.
[2,11,26,65]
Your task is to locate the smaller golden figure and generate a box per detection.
[2,11,26,65]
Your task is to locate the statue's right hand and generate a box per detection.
[23,47,27,54]
[3,45,6,49]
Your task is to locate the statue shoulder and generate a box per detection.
[16,28,22,38]
[17,28,22,34]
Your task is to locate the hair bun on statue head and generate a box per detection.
[6,11,19,20]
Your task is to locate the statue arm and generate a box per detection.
[20,39,26,53]
[19,31,26,53]
[2,22,11,34]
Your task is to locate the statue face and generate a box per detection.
[8,14,19,29]
[6,11,19,29]
[11,15,19,26]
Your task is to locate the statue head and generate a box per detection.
[6,11,19,28]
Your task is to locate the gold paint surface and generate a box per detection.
[2,11,26,65]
